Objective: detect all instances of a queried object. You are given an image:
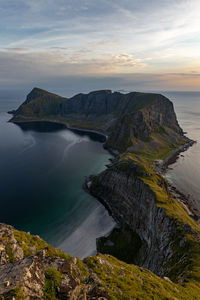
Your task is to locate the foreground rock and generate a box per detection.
[1,223,200,299]
[0,223,111,299]
[6,88,200,299]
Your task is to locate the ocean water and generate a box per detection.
[0,97,115,258]
[1,90,200,258]
[163,91,200,215]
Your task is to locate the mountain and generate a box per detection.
[4,88,200,299]
[11,88,67,120]
[11,88,185,153]
[0,222,200,299]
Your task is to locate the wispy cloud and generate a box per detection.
[0,49,147,75]
[0,0,200,91]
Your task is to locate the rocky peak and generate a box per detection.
[24,88,62,105]
[88,89,112,95]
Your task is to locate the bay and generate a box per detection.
[0,97,115,258]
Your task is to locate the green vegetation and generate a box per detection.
[2,287,25,300]
[8,88,200,298]
[17,96,64,118]
[90,124,200,298]
[76,258,90,281]
[13,229,71,261]
[85,253,195,300]
[43,267,62,300]
[5,245,14,262]
[13,88,67,120]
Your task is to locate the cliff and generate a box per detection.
[5,88,200,299]
[88,159,200,277]
[0,223,200,300]
[10,88,185,153]
[10,88,67,121]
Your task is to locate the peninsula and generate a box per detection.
[1,88,199,299]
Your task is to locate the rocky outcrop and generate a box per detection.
[10,88,185,152]
[89,170,170,275]
[1,223,199,300]
[10,88,66,121]
[7,87,200,298]
[87,158,200,282]
[0,223,111,300]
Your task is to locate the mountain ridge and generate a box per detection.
[10,88,184,153]
[3,88,200,299]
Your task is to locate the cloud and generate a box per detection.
[0,0,200,92]
[3,47,29,52]
[0,47,199,96]
[0,48,147,78]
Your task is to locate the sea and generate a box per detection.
[163,91,200,216]
[0,90,200,258]
[0,93,116,258]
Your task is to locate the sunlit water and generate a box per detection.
[163,92,200,215]
[1,91,200,258]
[0,98,115,258]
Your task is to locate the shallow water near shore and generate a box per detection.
[1,90,200,257]
[0,100,115,258]
[163,91,200,216]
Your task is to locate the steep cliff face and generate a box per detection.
[88,165,175,276]
[105,95,184,151]
[10,88,66,121]
[87,157,200,285]
[10,88,186,154]
[1,223,200,300]
[7,88,200,298]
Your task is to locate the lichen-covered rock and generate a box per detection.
[0,224,111,299]
[0,219,200,299]
[6,88,200,299]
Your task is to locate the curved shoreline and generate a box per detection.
[9,117,108,141]
[9,116,121,157]
[10,116,198,220]
[155,138,196,174]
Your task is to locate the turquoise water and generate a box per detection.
[1,90,200,257]
[0,99,115,258]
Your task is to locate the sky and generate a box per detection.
[0,0,200,96]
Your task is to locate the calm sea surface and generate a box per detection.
[163,91,200,215]
[0,91,200,258]
[0,96,115,258]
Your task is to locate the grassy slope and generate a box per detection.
[5,135,200,299]
[9,90,200,298]
[99,130,200,297]
[89,116,200,298]
[85,254,199,300]
[12,90,67,120]
[3,227,200,299]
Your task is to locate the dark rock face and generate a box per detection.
[11,88,67,121]
[0,223,111,300]
[60,91,181,131]
[105,95,183,151]
[11,89,183,152]
[88,165,186,277]
[62,90,115,116]
[61,91,181,133]
[24,88,55,105]
[5,88,200,298]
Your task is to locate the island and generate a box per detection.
[0,88,199,299]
